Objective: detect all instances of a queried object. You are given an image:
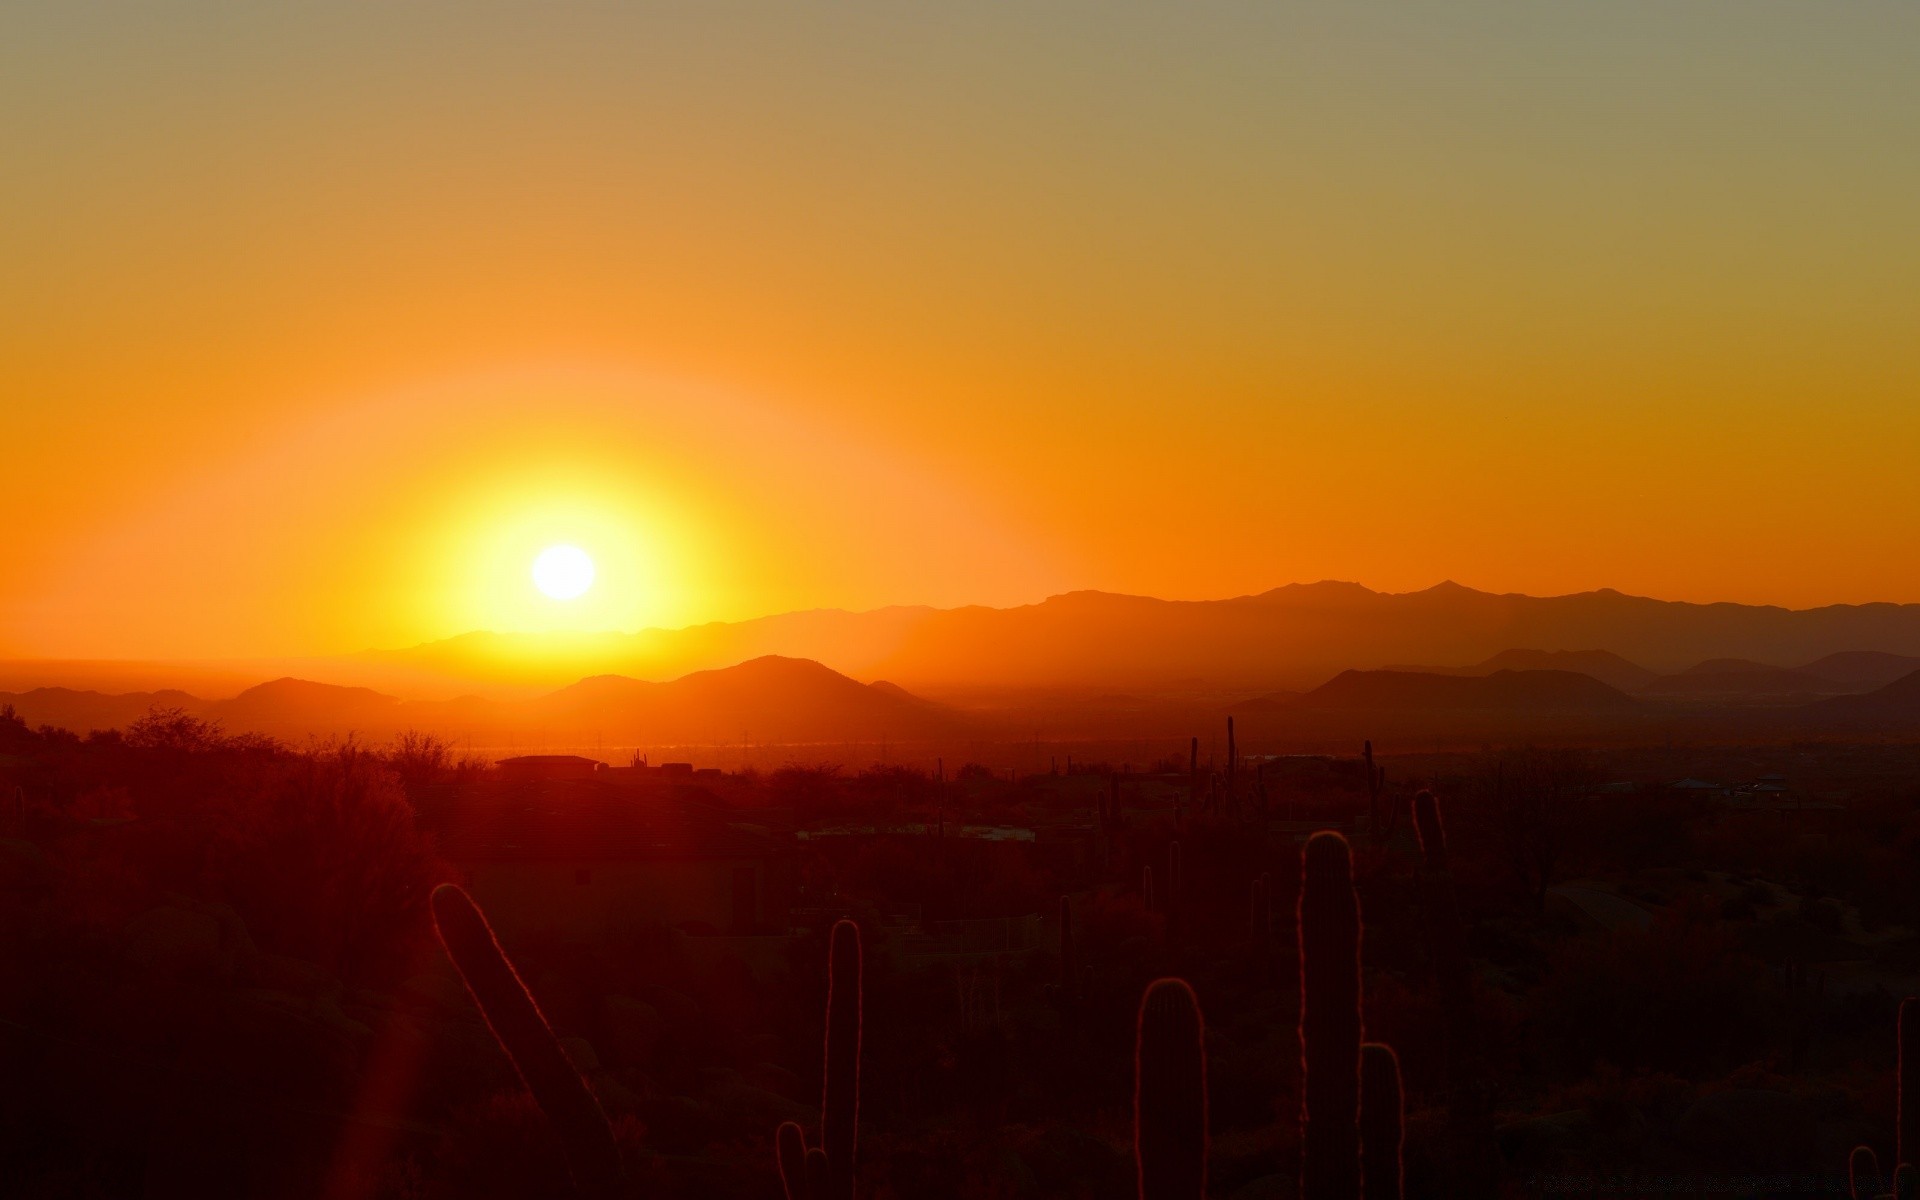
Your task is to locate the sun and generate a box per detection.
[531,544,596,600]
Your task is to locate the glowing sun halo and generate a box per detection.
[532,544,595,600]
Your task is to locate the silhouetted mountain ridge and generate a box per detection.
[1384,649,1658,693]
[0,687,206,732]
[1269,669,1641,714]
[1810,669,1920,718]
[1797,651,1920,689]
[1,656,956,745]
[363,582,1920,694]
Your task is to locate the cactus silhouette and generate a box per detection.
[1226,716,1236,799]
[1299,831,1362,1200]
[1411,789,1494,1189]
[1853,1150,1918,1200]
[1050,895,1084,1009]
[778,919,864,1200]
[1135,978,1207,1200]
[1113,838,1407,1200]
[1362,741,1374,826]
[1785,957,1825,1073]
[777,1121,807,1198]
[1060,895,1077,991]
[1905,998,1920,1173]
[1360,1043,1404,1200]
[1850,1146,1910,1200]
[1412,791,1470,1061]
[1412,790,1446,871]
[429,884,625,1200]
[1854,997,1920,1199]
[1362,742,1387,842]
[1413,792,1469,1017]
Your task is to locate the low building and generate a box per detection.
[495,754,605,782]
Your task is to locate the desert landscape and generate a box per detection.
[6,2,1919,1197]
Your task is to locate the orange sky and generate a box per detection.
[4,3,1919,660]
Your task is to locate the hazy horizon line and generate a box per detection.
[12,576,1920,669]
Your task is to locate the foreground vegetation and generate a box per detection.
[5,705,1920,1197]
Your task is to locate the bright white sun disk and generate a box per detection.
[532,544,595,600]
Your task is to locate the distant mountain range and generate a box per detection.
[1274,668,1642,715]
[6,582,1920,750]
[344,581,1920,696]
[1384,648,1920,706]
[1811,669,1920,722]
[0,656,956,747]
[8,651,1920,752]
[1384,649,1661,693]
[10,582,1920,703]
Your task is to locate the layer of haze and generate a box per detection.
[5,2,1918,660]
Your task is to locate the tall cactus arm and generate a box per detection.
[1360,1043,1405,1200]
[821,919,863,1200]
[777,1121,808,1200]
[1135,978,1208,1200]
[1300,832,1362,1200]
[1901,998,1920,1172]
[1412,790,1448,872]
[430,884,626,1199]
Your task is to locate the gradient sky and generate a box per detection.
[5,2,1918,660]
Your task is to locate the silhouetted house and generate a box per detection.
[496,754,605,782]
[435,782,793,937]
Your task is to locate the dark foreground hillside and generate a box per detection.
[4,704,1920,1198]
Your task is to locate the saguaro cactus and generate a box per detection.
[1226,717,1237,799]
[430,884,625,1200]
[777,1123,808,1199]
[1850,1146,1907,1200]
[1852,1145,1918,1200]
[1361,1043,1405,1200]
[1413,791,1469,1036]
[1904,998,1920,1172]
[1135,978,1208,1200]
[1785,957,1826,1073]
[778,919,864,1200]
[1060,895,1076,988]
[1053,895,1082,1007]
[1412,790,1446,871]
[1858,999,1920,1198]
[1362,741,1387,842]
[1413,790,1498,1200]
[1299,831,1362,1200]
